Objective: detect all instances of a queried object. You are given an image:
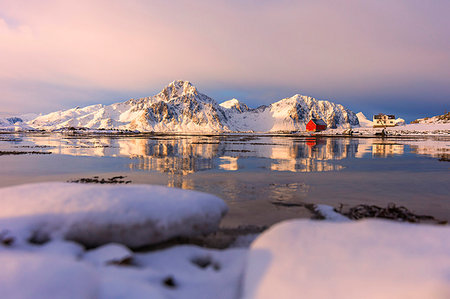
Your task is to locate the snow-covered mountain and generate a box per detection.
[411,112,450,124]
[221,95,359,132]
[17,80,359,133]
[356,112,373,127]
[29,81,230,133]
[0,113,36,131]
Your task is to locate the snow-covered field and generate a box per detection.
[0,183,449,299]
[349,123,450,137]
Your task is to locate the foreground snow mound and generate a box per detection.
[129,245,247,299]
[0,242,245,299]
[0,183,227,248]
[0,251,99,299]
[244,220,450,299]
[84,243,133,266]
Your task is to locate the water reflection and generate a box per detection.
[405,140,449,161]
[372,143,405,157]
[2,134,448,175]
[219,157,239,171]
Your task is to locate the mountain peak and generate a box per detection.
[220,98,240,109]
[220,99,249,113]
[159,80,198,99]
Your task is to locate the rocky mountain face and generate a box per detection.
[25,80,359,132]
[411,112,450,124]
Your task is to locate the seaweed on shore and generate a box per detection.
[345,203,446,224]
[0,150,51,156]
[69,176,131,184]
[271,202,304,207]
[438,154,449,162]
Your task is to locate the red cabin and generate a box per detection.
[306,118,327,132]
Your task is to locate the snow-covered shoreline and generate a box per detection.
[1,123,449,138]
[0,182,449,299]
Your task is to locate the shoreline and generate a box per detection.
[1,124,449,140]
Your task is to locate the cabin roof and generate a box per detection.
[374,113,395,119]
[310,118,327,126]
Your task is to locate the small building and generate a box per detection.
[373,113,396,128]
[306,118,327,132]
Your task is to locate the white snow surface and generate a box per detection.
[0,251,100,299]
[314,204,349,222]
[0,182,227,248]
[243,219,450,299]
[0,242,247,299]
[84,243,133,266]
[326,122,450,136]
[356,112,373,127]
[1,80,359,133]
[219,98,249,113]
[131,245,247,299]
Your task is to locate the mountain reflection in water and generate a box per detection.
[9,134,449,175]
[27,136,355,174]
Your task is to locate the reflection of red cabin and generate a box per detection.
[306,138,317,147]
[306,119,327,132]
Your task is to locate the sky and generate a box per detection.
[0,0,449,122]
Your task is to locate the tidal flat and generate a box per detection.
[0,133,448,226]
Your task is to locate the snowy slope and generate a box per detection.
[412,112,450,124]
[0,115,35,131]
[356,112,373,127]
[21,80,359,133]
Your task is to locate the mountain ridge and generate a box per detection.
[411,112,450,124]
[24,80,359,132]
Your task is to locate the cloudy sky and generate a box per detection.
[1,0,449,121]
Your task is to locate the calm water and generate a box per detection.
[1,133,449,225]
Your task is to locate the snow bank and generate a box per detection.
[0,242,246,299]
[314,204,349,222]
[244,220,450,299]
[0,182,227,248]
[0,251,99,299]
[84,243,133,266]
[133,245,247,299]
[326,122,450,136]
